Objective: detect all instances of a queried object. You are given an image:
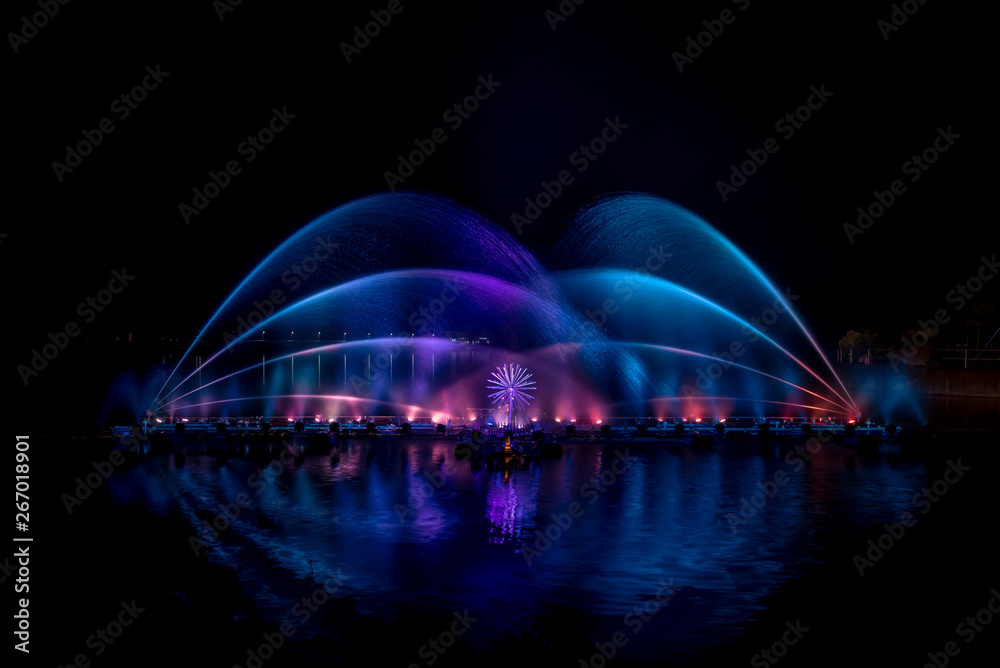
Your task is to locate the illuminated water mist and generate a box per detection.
[141,191,861,422]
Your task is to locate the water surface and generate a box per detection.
[108,437,926,662]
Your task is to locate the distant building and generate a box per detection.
[444,332,490,345]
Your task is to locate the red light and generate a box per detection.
[695,418,702,423]
[848,419,856,424]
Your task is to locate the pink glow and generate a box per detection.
[634,343,855,414]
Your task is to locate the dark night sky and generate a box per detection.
[5,0,993,420]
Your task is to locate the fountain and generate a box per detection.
[135,190,873,431]
[93,191,933,666]
[487,363,536,429]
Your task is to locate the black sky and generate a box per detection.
[5,0,992,420]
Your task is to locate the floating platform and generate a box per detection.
[120,415,899,441]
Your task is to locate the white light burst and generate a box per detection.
[487,363,536,427]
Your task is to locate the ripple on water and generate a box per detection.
[105,439,927,657]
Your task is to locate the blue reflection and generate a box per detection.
[106,437,927,659]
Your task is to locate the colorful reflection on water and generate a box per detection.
[108,437,926,660]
